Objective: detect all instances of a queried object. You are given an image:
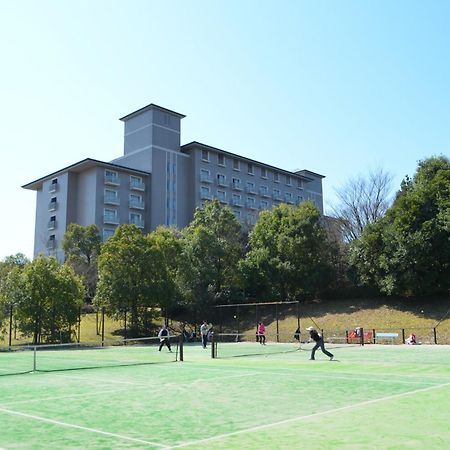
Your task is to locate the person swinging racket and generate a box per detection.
[306,326,333,361]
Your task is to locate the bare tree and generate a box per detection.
[331,167,394,241]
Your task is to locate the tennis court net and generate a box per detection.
[211,332,302,359]
[0,335,182,376]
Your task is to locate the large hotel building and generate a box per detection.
[23,104,325,261]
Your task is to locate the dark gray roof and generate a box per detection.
[181,141,324,182]
[119,103,186,121]
[22,158,150,191]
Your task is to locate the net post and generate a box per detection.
[211,334,216,359]
[433,327,437,344]
[77,307,81,343]
[276,303,279,343]
[179,334,184,362]
[360,327,364,346]
[101,307,105,346]
[33,345,37,372]
[8,303,13,349]
[345,329,349,344]
[402,328,405,344]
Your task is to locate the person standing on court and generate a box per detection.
[200,321,211,349]
[257,322,266,345]
[306,326,333,361]
[158,325,172,352]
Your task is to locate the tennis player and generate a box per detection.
[200,321,212,349]
[158,325,172,352]
[306,326,333,361]
[257,322,266,345]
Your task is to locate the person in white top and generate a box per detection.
[200,321,212,349]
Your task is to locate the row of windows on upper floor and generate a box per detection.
[200,150,304,186]
[103,208,144,229]
[199,169,304,189]
[199,186,310,208]
[47,172,145,193]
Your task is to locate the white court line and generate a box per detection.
[0,406,169,449]
[1,387,128,407]
[168,381,450,449]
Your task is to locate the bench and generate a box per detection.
[375,332,399,344]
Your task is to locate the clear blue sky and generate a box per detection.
[1,0,449,260]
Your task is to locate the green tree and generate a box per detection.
[241,202,335,300]
[13,256,84,343]
[95,224,156,334]
[349,155,450,296]
[62,224,101,302]
[181,200,244,315]
[0,254,30,339]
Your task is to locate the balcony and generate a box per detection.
[129,219,144,229]
[49,183,58,193]
[200,174,213,184]
[103,215,119,225]
[216,196,228,204]
[129,200,145,210]
[217,178,227,187]
[272,193,282,202]
[48,201,58,211]
[47,220,57,230]
[231,198,243,207]
[129,180,145,191]
[200,191,212,200]
[231,182,243,191]
[246,186,257,194]
[246,202,258,210]
[260,189,270,198]
[46,239,56,251]
[104,195,120,205]
[105,175,120,185]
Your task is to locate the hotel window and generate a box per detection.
[201,186,211,199]
[286,175,291,186]
[200,168,211,182]
[261,167,267,178]
[260,185,269,196]
[261,200,269,209]
[232,193,242,206]
[247,197,256,208]
[233,159,240,171]
[285,192,293,203]
[217,173,226,186]
[274,172,279,183]
[247,163,254,175]
[201,149,209,161]
[130,212,144,228]
[273,189,281,200]
[218,154,225,166]
[49,178,58,192]
[48,215,56,230]
[232,177,242,190]
[130,175,144,190]
[104,208,118,223]
[297,179,304,189]
[103,228,115,241]
[246,181,255,193]
[297,195,303,205]
[217,190,227,203]
[104,189,118,204]
[233,209,241,219]
[105,169,119,184]
[129,193,143,209]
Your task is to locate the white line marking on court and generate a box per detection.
[1,387,128,407]
[0,406,170,449]
[168,381,450,448]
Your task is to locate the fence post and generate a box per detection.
[373,329,376,344]
[360,327,364,346]
[77,307,81,343]
[8,304,13,349]
[345,329,349,344]
[101,307,105,346]
[276,304,279,343]
[433,327,437,344]
[211,334,215,359]
[402,328,405,344]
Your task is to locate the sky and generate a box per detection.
[1,0,449,260]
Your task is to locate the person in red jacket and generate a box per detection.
[257,322,266,345]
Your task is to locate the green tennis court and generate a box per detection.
[1,342,449,449]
